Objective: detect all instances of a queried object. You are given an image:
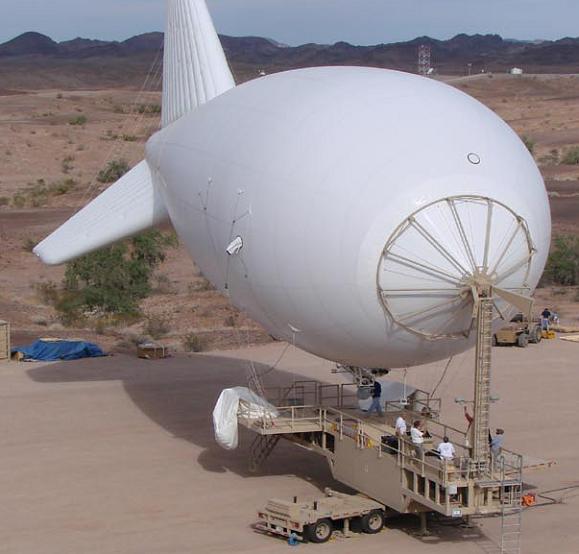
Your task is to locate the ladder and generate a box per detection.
[500,481,523,554]
[473,294,493,464]
[249,434,281,472]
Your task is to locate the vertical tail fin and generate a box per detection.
[162,0,236,127]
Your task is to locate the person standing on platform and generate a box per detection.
[367,380,383,417]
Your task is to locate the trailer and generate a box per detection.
[257,489,387,543]
[239,290,534,553]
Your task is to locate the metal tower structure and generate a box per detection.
[418,44,432,76]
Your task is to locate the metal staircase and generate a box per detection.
[249,434,281,472]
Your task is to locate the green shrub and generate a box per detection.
[12,193,26,208]
[22,238,37,252]
[136,104,162,115]
[561,147,579,165]
[97,159,130,183]
[61,230,175,316]
[69,115,87,126]
[521,135,535,155]
[52,178,77,195]
[542,235,579,286]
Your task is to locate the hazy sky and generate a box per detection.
[2,0,577,46]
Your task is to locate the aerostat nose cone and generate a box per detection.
[377,195,535,339]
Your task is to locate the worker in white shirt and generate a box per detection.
[395,415,407,437]
[437,436,456,461]
[410,420,425,457]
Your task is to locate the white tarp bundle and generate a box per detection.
[212,387,279,450]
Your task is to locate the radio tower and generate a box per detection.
[418,44,432,76]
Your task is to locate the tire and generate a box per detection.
[534,327,542,343]
[361,510,385,534]
[517,333,528,348]
[307,518,333,543]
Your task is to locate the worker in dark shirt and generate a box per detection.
[367,380,383,417]
[541,308,552,330]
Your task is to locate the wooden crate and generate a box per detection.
[0,321,10,361]
[137,343,168,360]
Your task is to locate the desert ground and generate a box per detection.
[1,339,578,553]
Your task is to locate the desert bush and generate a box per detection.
[32,316,49,327]
[36,281,60,305]
[62,229,176,315]
[521,135,535,155]
[52,178,77,195]
[22,238,36,252]
[69,115,87,126]
[97,159,130,183]
[10,178,77,208]
[189,278,215,292]
[136,104,162,115]
[541,235,579,286]
[153,273,175,294]
[561,147,579,165]
[0,196,9,207]
[12,193,26,208]
[224,315,236,327]
[122,134,138,142]
[183,333,206,352]
[61,155,75,174]
[145,313,171,339]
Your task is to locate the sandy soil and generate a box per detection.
[0,339,578,553]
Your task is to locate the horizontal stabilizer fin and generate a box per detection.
[162,0,235,127]
[34,160,169,265]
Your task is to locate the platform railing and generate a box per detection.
[260,380,442,420]
[242,399,522,491]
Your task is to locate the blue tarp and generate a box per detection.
[12,339,105,361]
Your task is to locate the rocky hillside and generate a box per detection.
[1,31,579,90]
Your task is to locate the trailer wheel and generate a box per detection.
[517,333,528,348]
[361,510,385,534]
[307,518,333,543]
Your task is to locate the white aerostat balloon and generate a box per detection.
[35,0,551,369]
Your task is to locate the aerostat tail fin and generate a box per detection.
[162,0,235,127]
[34,161,169,265]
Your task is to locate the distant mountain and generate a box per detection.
[58,37,111,54]
[0,32,59,56]
[0,31,578,90]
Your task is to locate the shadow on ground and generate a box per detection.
[27,353,344,486]
[27,353,499,550]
